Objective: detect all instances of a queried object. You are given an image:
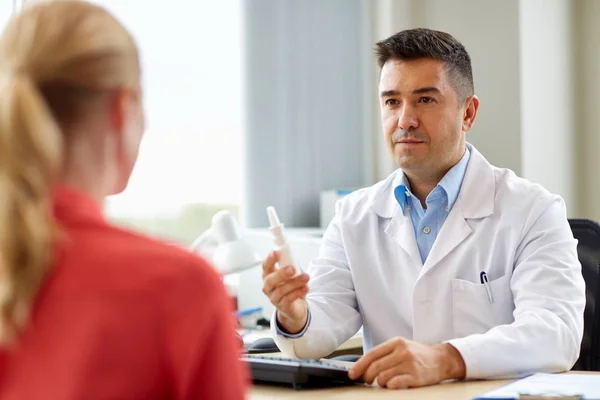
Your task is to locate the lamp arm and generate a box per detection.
[190,228,217,253]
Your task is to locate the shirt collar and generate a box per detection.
[394,175,413,214]
[438,146,471,210]
[53,184,105,223]
[394,146,471,213]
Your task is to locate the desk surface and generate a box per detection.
[245,334,499,399]
[246,351,508,399]
[245,333,598,399]
[251,372,600,400]
[250,378,511,399]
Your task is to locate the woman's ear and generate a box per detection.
[108,88,136,137]
[106,87,144,194]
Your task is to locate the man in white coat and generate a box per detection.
[261,28,586,389]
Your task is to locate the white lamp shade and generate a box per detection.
[211,237,262,274]
[191,210,262,275]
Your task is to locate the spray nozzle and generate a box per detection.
[267,206,281,228]
[265,205,299,274]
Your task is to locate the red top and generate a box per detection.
[0,185,248,399]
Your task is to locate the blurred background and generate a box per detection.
[3,0,600,247]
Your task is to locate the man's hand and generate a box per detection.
[262,251,310,334]
[348,337,466,389]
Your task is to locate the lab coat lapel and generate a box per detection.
[419,145,495,277]
[385,209,423,267]
[420,200,472,276]
[369,169,423,267]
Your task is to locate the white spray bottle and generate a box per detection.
[266,206,302,277]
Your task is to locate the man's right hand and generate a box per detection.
[262,251,310,334]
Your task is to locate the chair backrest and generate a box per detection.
[569,219,600,371]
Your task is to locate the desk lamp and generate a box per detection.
[190,210,262,275]
[191,210,262,345]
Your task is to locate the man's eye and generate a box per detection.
[419,97,434,104]
[385,99,399,106]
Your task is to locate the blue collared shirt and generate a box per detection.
[393,147,471,264]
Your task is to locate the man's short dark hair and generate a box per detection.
[375,28,474,102]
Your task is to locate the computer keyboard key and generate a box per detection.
[241,355,362,389]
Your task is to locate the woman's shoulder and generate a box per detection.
[61,222,226,301]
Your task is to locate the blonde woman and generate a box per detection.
[0,1,247,399]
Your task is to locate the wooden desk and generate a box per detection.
[250,378,512,399]
[246,333,597,399]
[247,347,511,399]
[328,334,362,355]
[252,372,600,399]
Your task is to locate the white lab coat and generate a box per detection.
[272,144,585,379]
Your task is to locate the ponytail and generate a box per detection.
[0,70,63,344]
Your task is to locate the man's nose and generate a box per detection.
[397,105,418,131]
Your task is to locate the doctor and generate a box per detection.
[262,27,586,389]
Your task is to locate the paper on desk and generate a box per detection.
[241,329,271,345]
[474,373,600,399]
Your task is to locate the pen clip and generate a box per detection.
[479,271,494,304]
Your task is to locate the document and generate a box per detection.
[474,373,600,400]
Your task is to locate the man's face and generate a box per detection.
[379,58,476,177]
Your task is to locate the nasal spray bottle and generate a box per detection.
[266,206,302,277]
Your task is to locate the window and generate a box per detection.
[0,1,15,31]
[89,0,244,245]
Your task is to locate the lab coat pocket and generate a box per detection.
[452,273,514,338]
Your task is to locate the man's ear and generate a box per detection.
[462,95,480,132]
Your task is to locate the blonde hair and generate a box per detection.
[0,0,140,344]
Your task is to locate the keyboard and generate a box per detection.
[241,355,361,389]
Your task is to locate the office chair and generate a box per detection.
[569,218,600,371]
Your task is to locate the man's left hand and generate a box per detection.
[348,337,466,389]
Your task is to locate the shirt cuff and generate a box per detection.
[274,308,312,339]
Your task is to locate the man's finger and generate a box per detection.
[263,265,296,294]
[261,251,279,277]
[270,275,309,306]
[348,339,399,380]
[362,352,404,385]
[386,373,416,390]
[375,359,415,387]
[278,285,309,309]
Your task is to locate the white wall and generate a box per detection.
[519,0,576,215]
[576,0,600,221]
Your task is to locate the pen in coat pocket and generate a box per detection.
[479,271,494,303]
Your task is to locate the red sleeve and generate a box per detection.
[162,255,249,400]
